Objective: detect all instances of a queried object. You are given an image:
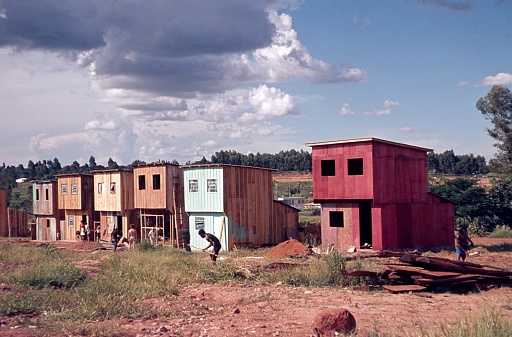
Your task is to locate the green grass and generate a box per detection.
[488,225,512,238]
[0,240,510,337]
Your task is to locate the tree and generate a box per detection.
[488,174,512,228]
[429,178,498,233]
[476,85,512,173]
[107,158,119,169]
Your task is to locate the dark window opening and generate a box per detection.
[46,219,51,228]
[321,160,336,176]
[138,175,146,190]
[329,211,344,228]
[45,188,49,200]
[348,158,364,175]
[36,189,40,201]
[153,174,161,190]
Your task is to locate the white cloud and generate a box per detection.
[383,100,400,108]
[253,11,367,84]
[480,72,512,86]
[399,127,413,132]
[339,103,355,116]
[363,100,400,116]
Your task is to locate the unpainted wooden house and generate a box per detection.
[0,190,29,238]
[32,180,62,241]
[183,164,299,251]
[93,169,136,241]
[132,163,188,246]
[56,173,97,240]
[306,138,455,251]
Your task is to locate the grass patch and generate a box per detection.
[421,307,512,337]
[488,226,512,238]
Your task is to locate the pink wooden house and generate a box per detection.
[306,138,454,250]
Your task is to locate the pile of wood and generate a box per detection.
[345,251,512,293]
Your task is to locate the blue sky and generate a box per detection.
[0,0,511,167]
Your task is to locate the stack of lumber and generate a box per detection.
[345,251,512,293]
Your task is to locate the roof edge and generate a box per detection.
[305,137,433,152]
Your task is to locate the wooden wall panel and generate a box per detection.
[0,190,8,236]
[33,181,58,216]
[94,170,134,212]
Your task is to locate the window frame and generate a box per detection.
[189,179,199,192]
[207,178,217,193]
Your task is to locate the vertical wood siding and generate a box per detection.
[184,165,298,250]
[310,138,454,250]
[93,170,134,212]
[32,181,59,216]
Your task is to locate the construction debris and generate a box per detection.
[344,251,512,293]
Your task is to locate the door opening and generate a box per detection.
[359,202,372,249]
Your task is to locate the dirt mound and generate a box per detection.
[266,239,308,258]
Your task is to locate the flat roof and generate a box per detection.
[180,163,277,171]
[305,137,432,152]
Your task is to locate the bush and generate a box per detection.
[488,225,512,238]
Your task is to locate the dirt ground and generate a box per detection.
[1,237,512,337]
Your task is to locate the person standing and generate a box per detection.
[198,229,221,264]
[148,227,156,246]
[111,226,119,253]
[80,223,86,241]
[128,224,137,251]
[455,225,473,262]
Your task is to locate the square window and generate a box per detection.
[138,175,146,190]
[189,179,198,192]
[329,211,344,228]
[207,179,217,192]
[61,184,67,194]
[71,184,78,194]
[347,158,364,175]
[321,160,336,176]
[153,174,161,190]
[195,217,205,230]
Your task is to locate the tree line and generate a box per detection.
[1,147,494,191]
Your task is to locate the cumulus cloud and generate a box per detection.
[238,85,297,124]
[253,11,367,84]
[365,100,400,115]
[339,103,355,116]
[0,0,367,164]
[480,72,512,86]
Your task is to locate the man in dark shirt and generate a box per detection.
[198,229,221,264]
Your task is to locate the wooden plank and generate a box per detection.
[344,269,379,277]
[413,256,512,277]
[388,265,461,278]
[383,285,426,293]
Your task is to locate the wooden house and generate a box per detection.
[132,163,188,246]
[56,173,97,240]
[306,138,455,250]
[182,164,299,251]
[32,180,62,241]
[93,169,135,241]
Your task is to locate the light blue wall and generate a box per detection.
[189,212,228,252]
[184,166,224,212]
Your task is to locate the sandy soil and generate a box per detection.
[1,238,511,337]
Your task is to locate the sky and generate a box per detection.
[0,0,511,167]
